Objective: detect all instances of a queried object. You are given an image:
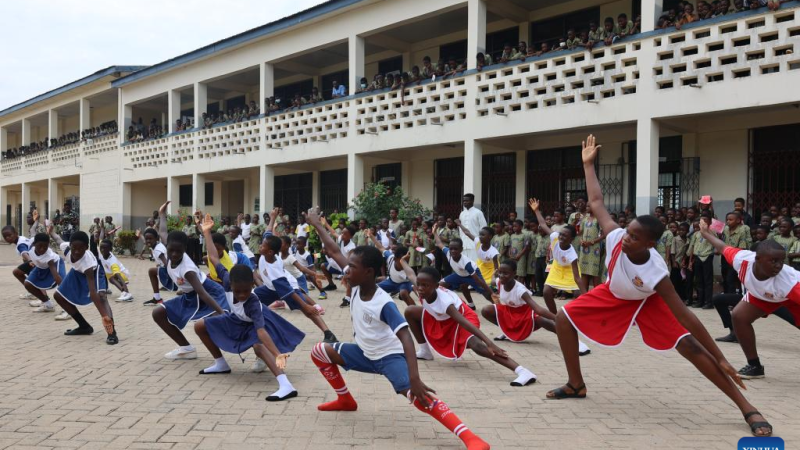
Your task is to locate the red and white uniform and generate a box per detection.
[421,287,480,360]
[725,247,800,320]
[562,228,690,351]
[494,279,538,342]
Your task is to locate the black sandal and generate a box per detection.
[744,411,772,437]
[64,326,93,336]
[547,382,586,399]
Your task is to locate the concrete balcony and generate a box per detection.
[83,133,120,157]
[265,100,350,148]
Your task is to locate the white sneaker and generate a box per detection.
[19,293,34,300]
[115,292,133,302]
[251,358,267,373]
[578,340,591,356]
[164,348,197,360]
[415,343,434,360]
[33,304,55,313]
[29,300,42,307]
[510,367,537,387]
[54,311,71,321]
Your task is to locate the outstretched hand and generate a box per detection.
[201,213,215,234]
[306,206,321,225]
[582,134,601,165]
[699,219,709,232]
[32,209,39,222]
[720,359,747,390]
[528,198,540,212]
[158,201,171,214]
[276,354,289,370]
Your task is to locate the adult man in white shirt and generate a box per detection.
[458,193,487,263]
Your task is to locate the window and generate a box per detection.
[320,169,348,213]
[224,95,246,111]
[628,136,696,210]
[487,27,521,62]
[434,158,464,218]
[526,147,584,213]
[321,70,348,100]
[179,185,192,207]
[482,153,516,223]
[378,56,403,76]
[531,7,600,49]
[439,40,468,63]
[749,124,800,218]
[274,173,313,219]
[373,163,402,190]
[205,182,214,206]
[274,79,314,103]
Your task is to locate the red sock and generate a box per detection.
[310,343,357,411]
[412,397,489,450]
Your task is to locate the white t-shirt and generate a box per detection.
[550,231,578,267]
[293,248,314,268]
[15,236,32,256]
[240,222,251,240]
[727,248,800,304]
[383,250,408,283]
[282,253,303,279]
[60,242,99,274]
[377,229,394,248]
[422,287,463,321]
[442,247,477,277]
[152,242,168,267]
[350,286,407,360]
[232,235,255,259]
[29,247,60,269]
[474,237,499,263]
[604,228,669,300]
[295,223,309,238]
[167,253,207,293]
[98,252,129,277]
[258,255,299,292]
[496,279,530,307]
[329,237,356,272]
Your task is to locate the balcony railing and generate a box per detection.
[122,136,171,169]
[265,100,350,149]
[198,118,263,159]
[84,133,120,157]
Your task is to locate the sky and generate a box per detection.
[0,0,328,111]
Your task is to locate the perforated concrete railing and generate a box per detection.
[475,43,640,117]
[83,133,120,157]
[123,137,171,169]
[0,157,23,174]
[355,79,468,134]
[197,119,262,159]
[172,132,196,164]
[21,151,50,169]
[264,101,349,149]
[50,142,82,163]
[654,8,799,89]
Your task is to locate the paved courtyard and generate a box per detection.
[0,244,797,449]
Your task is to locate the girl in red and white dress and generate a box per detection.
[401,257,538,387]
[547,134,772,438]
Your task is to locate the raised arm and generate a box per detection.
[455,219,475,241]
[582,135,618,236]
[200,214,220,267]
[698,220,727,253]
[47,223,65,246]
[528,198,552,235]
[306,207,348,269]
[366,229,386,253]
[398,254,418,285]
[158,201,170,244]
[431,224,446,250]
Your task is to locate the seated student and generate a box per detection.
[3,224,37,299]
[230,225,256,266]
[565,28,584,50]
[48,227,118,345]
[602,17,618,46]
[675,3,698,29]
[366,229,415,307]
[499,43,520,63]
[138,227,178,306]
[476,52,493,70]
[18,232,67,313]
[443,57,466,77]
[194,214,303,401]
[319,219,356,308]
[254,208,338,344]
[587,22,607,49]
[534,42,551,57]
[150,201,229,360]
[304,208,490,450]
[456,222,499,291]
[432,224,494,310]
[547,134,772,438]
[98,239,133,302]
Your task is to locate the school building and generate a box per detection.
[2,0,800,231]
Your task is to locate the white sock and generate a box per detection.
[42,300,54,308]
[269,374,296,398]
[153,293,161,300]
[578,341,590,353]
[203,357,230,373]
[180,345,195,353]
[512,366,537,385]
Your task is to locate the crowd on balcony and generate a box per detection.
[3,120,119,161]
[658,0,789,29]
[127,118,167,143]
[202,101,260,128]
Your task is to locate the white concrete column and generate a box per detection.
[635,118,660,215]
[402,52,411,72]
[642,0,664,33]
[48,110,58,144]
[121,102,132,143]
[0,186,7,227]
[515,150,527,217]
[21,119,31,146]
[21,182,31,217]
[47,178,57,220]
[194,82,208,127]
[260,62,274,114]
[464,139,483,209]
[401,161,410,189]
[348,35,365,95]
[518,21,530,46]
[121,182,132,230]
[467,0,487,70]
[79,98,91,132]
[0,127,7,153]
[192,173,206,214]
[260,165,275,214]
[311,170,320,206]
[347,153,365,218]
[167,177,181,213]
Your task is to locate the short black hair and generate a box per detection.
[70,231,90,245]
[296,235,307,244]
[501,258,517,271]
[700,211,713,219]
[633,215,665,241]
[449,237,463,248]
[564,224,577,239]
[735,197,746,204]
[143,228,159,239]
[280,235,292,246]
[167,230,188,247]
[726,211,742,219]
[756,239,785,255]
[394,246,409,259]
[514,219,524,227]
[264,235,282,253]
[230,264,254,284]
[345,225,358,237]
[351,245,383,274]
[463,193,475,201]
[481,226,495,236]
[418,266,441,282]
[2,225,17,234]
[33,233,50,245]
[575,195,587,202]
[211,233,227,249]
[554,209,565,216]
[756,225,771,234]
[100,239,113,248]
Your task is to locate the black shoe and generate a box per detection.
[738,364,765,379]
[339,298,350,308]
[715,332,738,343]
[143,298,161,306]
[324,284,338,291]
[65,326,94,336]
[106,332,119,345]
[467,303,476,311]
[701,302,714,310]
[266,390,298,402]
[323,330,339,344]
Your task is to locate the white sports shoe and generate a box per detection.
[251,358,267,373]
[116,292,133,302]
[164,348,197,360]
[415,343,434,361]
[29,300,42,307]
[33,304,55,313]
[20,292,35,299]
[54,311,71,321]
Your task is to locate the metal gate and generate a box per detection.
[319,169,348,214]
[526,147,584,213]
[434,157,464,218]
[748,124,800,218]
[274,173,313,220]
[482,153,516,223]
[598,163,625,212]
